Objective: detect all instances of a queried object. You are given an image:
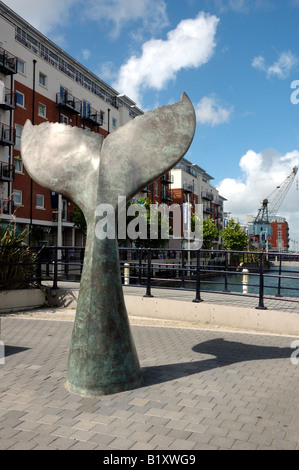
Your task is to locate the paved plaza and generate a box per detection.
[0,306,299,450]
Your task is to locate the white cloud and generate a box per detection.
[217,149,299,239]
[195,95,233,126]
[211,0,273,13]
[81,49,91,61]
[252,51,298,79]
[83,0,169,39]
[3,0,79,34]
[112,12,219,106]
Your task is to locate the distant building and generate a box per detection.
[247,215,289,252]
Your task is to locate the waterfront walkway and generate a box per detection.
[0,287,299,450]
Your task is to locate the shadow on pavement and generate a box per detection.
[142,337,292,386]
[4,345,30,357]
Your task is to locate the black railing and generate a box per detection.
[0,88,16,110]
[0,247,299,309]
[56,92,81,114]
[0,47,18,75]
[0,123,15,146]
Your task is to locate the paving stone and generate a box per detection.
[1,316,299,450]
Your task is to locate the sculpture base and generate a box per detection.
[64,375,143,397]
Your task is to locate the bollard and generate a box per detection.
[124,263,130,285]
[242,268,249,294]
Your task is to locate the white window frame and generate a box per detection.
[39,72,47,87]
[60,114,68,124]
[38,103,46,118]
[17,59,25,75]
[14,156,23,174]
[16,91,25,108]
[36,194,45,209]
[13,190,22,206]
[14,124,23,150]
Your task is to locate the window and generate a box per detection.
[13,190,22,205]
[38,103,46,118]
[36,194,44,209]
[155,182,158,196]
[59,114,68,124]
[112,118,117,128]
[39,72,47,87]
[16,91,25,107]
[82,100,90,118]
[17,59,25,74]
[14,157,23,173]
[14,124,23,150]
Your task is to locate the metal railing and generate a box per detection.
[1,246,299,309]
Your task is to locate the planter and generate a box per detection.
[0,288,46,313]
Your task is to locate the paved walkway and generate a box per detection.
[0,305,299,450]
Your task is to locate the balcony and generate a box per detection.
[0,162,15,182]
[52,209,73,224]
[183,182,193,193]
[161,172,174,185]
[0,199,14,215]
[0,123,15,146]
[141,187,151,194]
[81,105,103,126]
[202,191,214,201]
[161,190,173,203]
[203,205,213,214]
[0,47,17,75]
[56,91,81,114]
[0,88,16,111]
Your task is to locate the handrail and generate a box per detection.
[0,246,298,309]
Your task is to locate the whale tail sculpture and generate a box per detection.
[21,93,196,396]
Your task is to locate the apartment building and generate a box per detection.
[170,157,226,234]
[0,1,144,245]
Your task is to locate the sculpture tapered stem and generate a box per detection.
[65,218,141,396]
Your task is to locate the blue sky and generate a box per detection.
[3,0,299,244]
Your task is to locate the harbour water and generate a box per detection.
[200,266,299,298]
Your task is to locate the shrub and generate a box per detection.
[0,222,39,290]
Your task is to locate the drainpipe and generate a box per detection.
[107,108,110,134]
[29,59,37,242]
[8,73,13,213]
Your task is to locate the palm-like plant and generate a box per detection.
[0,218,39,290]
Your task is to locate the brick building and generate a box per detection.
[0,1,146,245]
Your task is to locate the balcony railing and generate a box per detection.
[203,205,213,214]
[0,47,17,75]
[0,199,14,215]
[183,183,193,193]
[81,106,103,126]
[0,88,16,111]
[141,187,151,194]
[56,92,81,114]
[52,210,73,224]
[0,163,15,182]
[202,191,214,201]
[0,123,15,146]
[161,190,173,202]
[161,172,174,185]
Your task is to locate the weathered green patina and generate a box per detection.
[21,93,196,396]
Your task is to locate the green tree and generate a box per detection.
[220,219,249,251]
[71,205,87,236]
[71,198,171,248]
[127,197,171,249]
[202,217,219,249]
